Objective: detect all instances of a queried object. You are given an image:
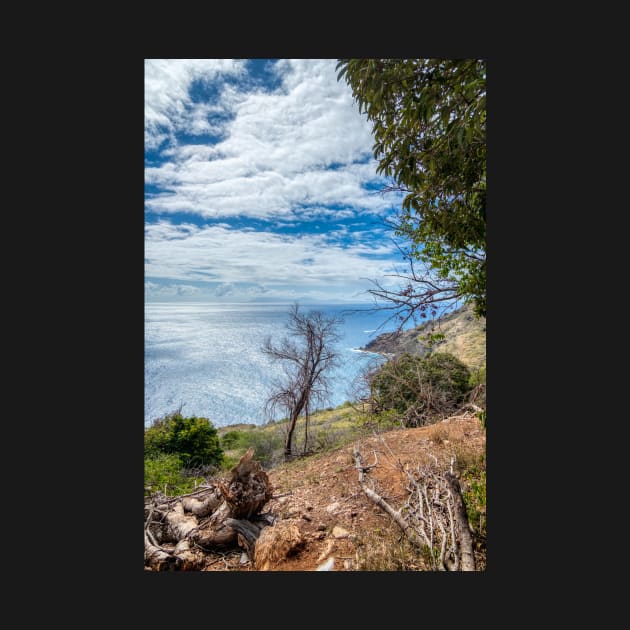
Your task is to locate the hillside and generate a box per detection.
[363,303,486,370]
[146,407,486,571]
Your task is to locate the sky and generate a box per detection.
[144,59,406,304]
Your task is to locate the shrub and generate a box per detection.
[145,411,223,469]
[226,428,285,468]
[221,430,247,450]
[420,352,472,399]
[369,352,471,427]
[144,453,205,496]
[468,365,486,388]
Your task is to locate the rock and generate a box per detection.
[316,557,335,571]
[316,524,327,531]
[314,532,326,540]
[326,501,341,514]
[332,525,349,539]
[254,522,303,571]
[317,539,334,562]
[343,559,353,570]
[239,552,249,565]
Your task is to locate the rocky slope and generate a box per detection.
[362,303,486,370]
[205,415,486,571]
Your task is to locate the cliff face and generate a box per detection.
[362,304,486,370]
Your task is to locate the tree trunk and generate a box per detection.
[284,393,307,458]
[144,448,274,571]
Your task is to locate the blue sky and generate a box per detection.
[145,59,406,303]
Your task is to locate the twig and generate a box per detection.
[146,528,162,550]
[271,491,293,499]
[145,507,154,530]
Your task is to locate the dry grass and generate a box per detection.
[355,524,425,571]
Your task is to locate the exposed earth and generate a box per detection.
[202,414,485,571]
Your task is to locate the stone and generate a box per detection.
[332,525,349,539]
[317,540,335,562]
[326,501,341,514]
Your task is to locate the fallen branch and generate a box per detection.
[445,473,475,571]
[354,447,421,547]
[353,446,476,571]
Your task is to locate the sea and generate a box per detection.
[144,302,404,427]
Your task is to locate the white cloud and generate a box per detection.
[144,59,246,150]
[145,59,399,220]
[214,282,235,297]
[144,222,398,293]
[144,281,201,297]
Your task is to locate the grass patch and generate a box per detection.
[355,526,424,571]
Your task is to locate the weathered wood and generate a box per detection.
[144,532,181,571]
[165,503,198,540]
[182,491,221,517]
[445,472,476,571]
[219,448,274,519]
[225,518,264,560]
[144,448,274,570]
[354,446,477,571]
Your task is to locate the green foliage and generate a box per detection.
[370,352,471,425]
[220,453,241,470]
[468,366,486,387]
[144,412,223,469]
[144,453,205,496]
[221,430,247,450]
[221,428,285,469]
[462,464,486,544]
[420,332,446,348]
[337,59,486,317]
[421,352,471,396]
[477,409,487,429]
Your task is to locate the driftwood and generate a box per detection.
[144,448,274,571]
[353,445,476,571]
[444,472,476,571]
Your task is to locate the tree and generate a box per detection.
[337,59,486,323]
[262,304,342,459]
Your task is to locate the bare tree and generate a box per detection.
[262,304,342,460]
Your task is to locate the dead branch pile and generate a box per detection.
[353,446,475,571]
[144,448,274,571]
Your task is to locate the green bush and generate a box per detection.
[144,453,205,496]
[145,412,223,468]
[468,366,486,388]
[420,353,472,399]
[369,352,471,426]
[221,430,247,450]
[242,430,284,468]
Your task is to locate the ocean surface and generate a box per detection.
[144,302,402,427]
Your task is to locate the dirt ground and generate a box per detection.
[202,414,485,571]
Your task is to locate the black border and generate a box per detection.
[51,28,559,616]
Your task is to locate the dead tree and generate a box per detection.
[144,448,274,571]
[262,304,342,459]
[353,446,476,571]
